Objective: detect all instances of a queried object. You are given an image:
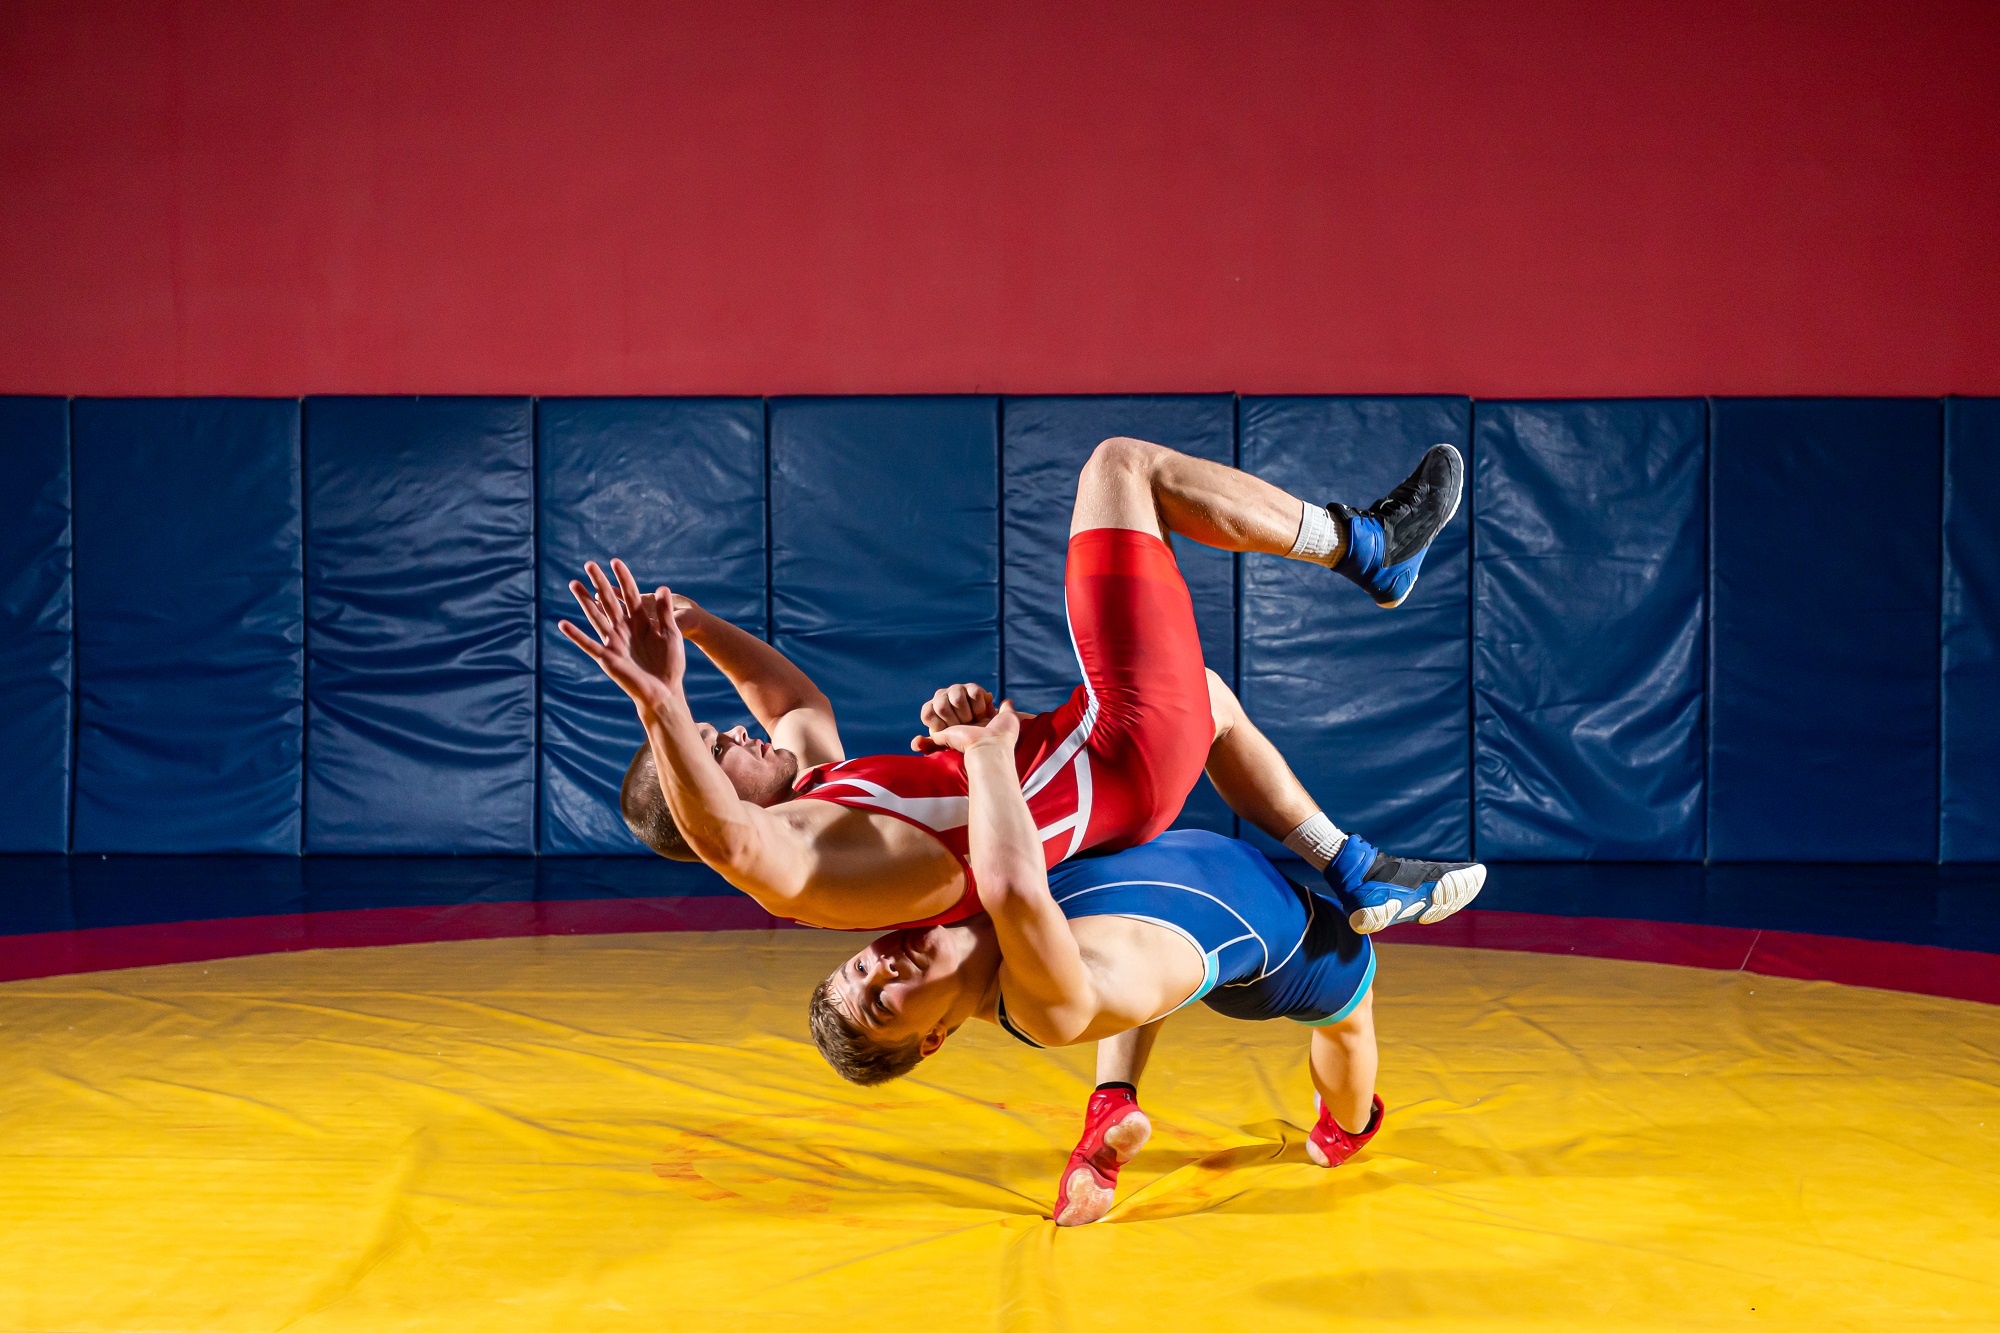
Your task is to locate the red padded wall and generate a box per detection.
[2,0,1996,396]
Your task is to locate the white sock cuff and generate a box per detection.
[1283,812,1347,871]
[1289,502,1341,563]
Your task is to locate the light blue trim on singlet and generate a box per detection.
[1171,946,1223,1015]
[1095,912,1233,1016]
[1292,946,1377,1027]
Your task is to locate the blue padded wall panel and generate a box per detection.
[305,397,535,853]
[1709,398,1941,861]
[0,398,73,852]
[770,397,998,761]
[1473,400,1706,860]
[72,399,304,853]
[1003,395,1237,834]
[537,399,766,854]
[1240,397,1473,859]
[1944,399,2000,861]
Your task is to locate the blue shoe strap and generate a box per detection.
[1334,514,1384,580]
[1373,549,1429,604]
[1325,833,1378,896]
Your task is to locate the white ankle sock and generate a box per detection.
[1287,502,1344,566]
[1283,812,1347,870]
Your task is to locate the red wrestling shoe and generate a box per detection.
[1053,1085,1151,1226]
[1307,1094,1384,1168]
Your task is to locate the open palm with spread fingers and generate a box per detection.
[559,558,686,715]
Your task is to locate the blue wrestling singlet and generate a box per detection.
[994,830,1376,1047]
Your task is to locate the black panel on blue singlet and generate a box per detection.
[1238,397,1473,860]
[1472,400,1707,860]
[768,397,999,761]
[536,398,766,854]
[1943,398,2000,861]
[304,397,536,853]
[72,399,304,853]
[1708,398,1941,861]
[0,398,72,852]
[1002,395,1237,835]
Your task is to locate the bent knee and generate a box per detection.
[1204,668,1242,739]
[1073,437,1172,539]
[1082,436,1163,482]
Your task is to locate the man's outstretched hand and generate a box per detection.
[558,558,686,715]
[920,699,1020,757]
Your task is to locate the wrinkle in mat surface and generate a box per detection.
[1,931,1995,1331]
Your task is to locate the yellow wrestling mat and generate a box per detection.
[2,929,1995,1330]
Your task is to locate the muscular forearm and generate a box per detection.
[642,692,771,870]
[964,744,1047,901]
[965,742,1094,1033]
[683,608,830,731]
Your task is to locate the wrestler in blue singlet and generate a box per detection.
[995,829,1376,1047]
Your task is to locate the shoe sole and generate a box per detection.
[1369,443,1465,610]
[1348,863,1486,934]
[1056,1169,1116,1226]
[1100,1108,1152,1164]
[1054,1108,1151,1227]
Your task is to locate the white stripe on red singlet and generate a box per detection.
[1066,750,1093,858]
[805,777,968,832]
[1018,582,1105,838]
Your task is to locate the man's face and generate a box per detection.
[828,926,972,1047]
[696,723,799,805]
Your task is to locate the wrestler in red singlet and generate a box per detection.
[790,528,1212,928]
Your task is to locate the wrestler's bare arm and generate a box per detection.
[558,559,818,901]
[676,597,843,767]
[646,698,820,894]
[945,711,1191,1044]
[945,706,1101,1043]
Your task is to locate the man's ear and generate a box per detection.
[918,1023,951,1058]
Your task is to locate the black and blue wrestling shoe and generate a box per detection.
[1329,443,1465,609]
[1323,833,1486,934]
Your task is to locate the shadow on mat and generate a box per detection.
[1105,1114,1705,1222]
[1106,1119,1397,1223]
[653,1102,1707,1225]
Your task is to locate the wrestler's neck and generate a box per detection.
[957,918,1008,1026]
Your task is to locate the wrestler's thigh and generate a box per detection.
[1064,532,1212,843]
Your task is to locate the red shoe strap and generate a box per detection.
[1319,1093,1385,1146]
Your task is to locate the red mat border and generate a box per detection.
[0,900,1993,1005]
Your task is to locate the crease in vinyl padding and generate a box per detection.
[2,932,1996,1331]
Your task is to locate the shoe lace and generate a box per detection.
[1368,467,1433,526]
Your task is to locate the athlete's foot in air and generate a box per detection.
[1306,1094,1384,1168]
[1323,834,1486,934]
[1053,1085,1151,1226]
[1329,443,1465,609]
